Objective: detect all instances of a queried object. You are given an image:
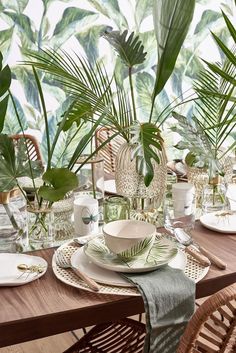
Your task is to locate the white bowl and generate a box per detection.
[103,220,156,258]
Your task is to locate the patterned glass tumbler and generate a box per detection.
[103,196,130,224]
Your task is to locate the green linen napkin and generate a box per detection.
[122,266,195,353]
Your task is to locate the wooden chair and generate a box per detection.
[10,134,43,167]
[95,127,126,175]
[63,283,236,353]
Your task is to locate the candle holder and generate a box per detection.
[103,196,130,224]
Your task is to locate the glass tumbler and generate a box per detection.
[163,185,196,234]
[103,196,130,224]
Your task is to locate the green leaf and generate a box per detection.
[135,0,153,29]
[0,134,43,192]
[2,95,28,134]
[3,12,35,43]
[1,0,29,12]
[75,25,110,65]
[13,67,41,112]
[61,101,92,131]
[135,72,170,122]
[194,10,221,34]
[221,10,236,43]
[38,168,78,202]
[0,28,14,57]
[103,30,147,68]
[130,123,163,186]
[153,0,195,97]
[0,53,11,132]
[53,7,97,36]
[88,0,128,29]
[0,64,11,97]
[0,95,9,133]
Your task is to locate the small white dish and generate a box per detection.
[84,235,178,273]
[200,211,236,234]
[71,247,186,287]
[104,180,117,194]
[0,253,47,286]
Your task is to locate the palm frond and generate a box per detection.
[103,30,147,68]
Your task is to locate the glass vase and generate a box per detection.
[187,157,233,207]
[201,183,229,214]
[115,142,167,225]
[0,192,25,252]
[27,206,54,249]
[52,195,74,243]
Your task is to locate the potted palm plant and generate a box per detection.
[22,0,196,221]
[171,11,236,205]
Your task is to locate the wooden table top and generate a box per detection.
[0,222,235,348]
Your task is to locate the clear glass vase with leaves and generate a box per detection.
[171,11,236,208]
[0,51,111,249]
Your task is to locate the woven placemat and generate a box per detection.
[52,235,209,296]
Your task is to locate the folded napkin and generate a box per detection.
[122,266,195,353]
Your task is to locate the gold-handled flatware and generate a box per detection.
[54,250,101,292]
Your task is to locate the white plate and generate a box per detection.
[104,180,117,194]
[52,238,209,296]
[84,236,178,273]
[200,211,236,234]
[71,248,186,287]
[0,253,48,286]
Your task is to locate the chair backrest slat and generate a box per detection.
[10,134,43,167]
[177,283,236,353]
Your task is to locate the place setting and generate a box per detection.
[52,215,211,296]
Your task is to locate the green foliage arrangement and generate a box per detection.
[22,0,196,186]
[171,11,236,178]
[0,51,113,209]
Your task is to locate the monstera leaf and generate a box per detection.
[130,123,163,186]
[38,168,78,202]
[0,134,43,192]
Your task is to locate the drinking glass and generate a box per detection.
[163,184,196,234]
[103,196,130,224]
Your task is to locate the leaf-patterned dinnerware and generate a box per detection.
[84,235,178,273]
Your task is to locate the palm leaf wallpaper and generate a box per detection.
[0,0,235,164]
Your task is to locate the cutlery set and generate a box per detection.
[173,228,227,269]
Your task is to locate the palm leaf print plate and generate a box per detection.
[84,235,178,273]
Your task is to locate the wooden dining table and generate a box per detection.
[0,221,235,348]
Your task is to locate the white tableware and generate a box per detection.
[52,237,209,295]
[200,211,236,233]
[71,247,186,287]
[172,183,195,218]
[74,197,99,236]
[103,220,156,257]
[84,235,178,273]
[104,180,117,194]
[0,253,47,286]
